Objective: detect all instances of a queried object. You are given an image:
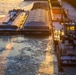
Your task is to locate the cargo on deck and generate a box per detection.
[0,9,27,34]
[23,9,52,34]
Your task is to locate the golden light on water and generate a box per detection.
[38,36,58,74]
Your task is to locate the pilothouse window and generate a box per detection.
[70,26,75,30]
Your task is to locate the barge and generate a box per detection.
[58,35,76,66]
[0,9,27,35]
[57,22,76,66]
[22,9,52,34]
[0,8,52,35]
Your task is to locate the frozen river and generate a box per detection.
[0,35,58,75]
[0,0,76,75]
[0,1,59,75]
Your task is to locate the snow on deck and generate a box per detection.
[53,22,64,30]
[25,9,50,26]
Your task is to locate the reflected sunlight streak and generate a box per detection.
[38,36,56,75]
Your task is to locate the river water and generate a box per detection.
[0,1,58,74]
[0,1,76,75]
[0,35,59,75]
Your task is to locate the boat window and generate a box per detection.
[69,26,75,30]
